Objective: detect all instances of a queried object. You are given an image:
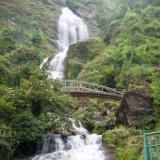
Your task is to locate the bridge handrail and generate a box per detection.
[61,80,123,95]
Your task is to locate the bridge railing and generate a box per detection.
[143,130,160,160]
[61,80,123,95]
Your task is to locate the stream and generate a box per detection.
[48,7,89,80]
[33,7,107,160]
[31,119,106,160]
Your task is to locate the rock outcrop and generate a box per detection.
[54,126,85,136]
[116,84,156,126]
[77,8,96,19]
[53,122,85,136]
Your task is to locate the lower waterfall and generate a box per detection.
[31,119,106,160]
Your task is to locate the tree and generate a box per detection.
[0,125,17,160]
[0,36,16,55]
[0,55,10,85]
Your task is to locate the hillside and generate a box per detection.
[0,0,61,56]
[0,0,160,159]
[66,0,160,159]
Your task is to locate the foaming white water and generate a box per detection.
[49,7,89,80]
[40,57,49,69]
[31,119,105,160]
[68,118,88,135]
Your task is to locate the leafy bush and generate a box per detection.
[116,146,141,160]
[103,126,143,159]
[93,123,106,135]
[0,6,12,20]
[10,112,45,142]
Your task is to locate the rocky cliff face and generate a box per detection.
[116,84,156,127]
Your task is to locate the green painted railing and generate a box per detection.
[143,130,160,160]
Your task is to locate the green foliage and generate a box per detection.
[0,55,10,85]
[93,123,106,135]
[0,98,15,124]
[12,45,40,65]
[0,36,16,55]
[67,38,105,61]
[104,19,121,44]
[0,125,17,160]
[78,104,95,131]
[136,115,156,130]
[52,0,66,6]
[103,126,143,159]
[10,112,45,142]
[103,126,130,148]
[31,32,43,47]
[41,0,51,5]
[150,72,160,112]
[50,79,63,92]
[0,0,76,159]
[66,59,82,80]
[0,6,12,20]
[116,146,140,160]
[77,4,160,91]
[1,0,160,159]
[66,38,106,80]
[98,65,116,87]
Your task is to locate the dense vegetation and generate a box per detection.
[0,0,76,159]
[66,0,160,159]
[0,0,160,159]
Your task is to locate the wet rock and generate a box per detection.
[102,118,116,130]
[105,108,112,116]
[116,84,156,126]
[43,133,56,153]
[77,8,96,19]
[68,128,85,135]
[78,106,87,113]
[53,123,85,136]
[102,144,116,160]
[94,112,103,122]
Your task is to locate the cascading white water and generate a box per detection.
[31,119,105,160]
[33,7,106,160]
[49,7,89,80]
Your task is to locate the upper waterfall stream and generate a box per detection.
[49,7,89,80]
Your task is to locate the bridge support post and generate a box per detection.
[143,130,149,160]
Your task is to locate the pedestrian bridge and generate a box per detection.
[61,80,124,101]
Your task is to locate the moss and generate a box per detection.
[116,146,142,160]
[66,59,83,79]
[0,6,12,19]
[103,126,143,159]
[66,38,106,80]
[93,123,106,135]
[67,38,105,61]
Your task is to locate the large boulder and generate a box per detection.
[53,122,85,136]
[116,84,156,126]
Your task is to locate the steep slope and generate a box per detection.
[65,1,160,159]
[0,0,61,57]
[1,0,160,159]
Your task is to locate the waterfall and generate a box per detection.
[49,7,89,80]
[31,119,106,160]
[31,7,107,160]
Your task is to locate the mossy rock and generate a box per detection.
[66,38,106,80]
[103,126,143,159]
